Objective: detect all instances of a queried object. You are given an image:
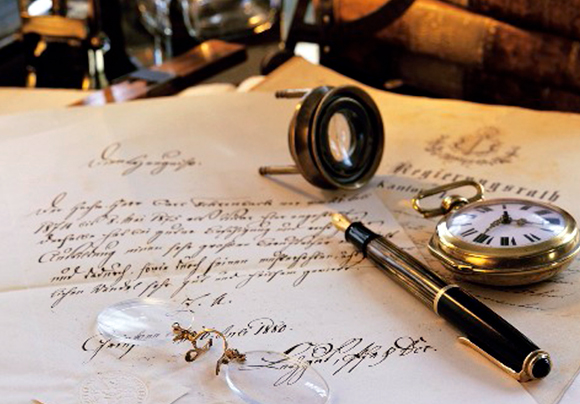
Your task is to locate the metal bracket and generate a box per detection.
[117,69,177,86]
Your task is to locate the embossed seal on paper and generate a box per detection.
[80,371,148,404]
[426,126,519,166]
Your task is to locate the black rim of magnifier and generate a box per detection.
[311,87,384,189]
[288,86,384,190]
[315,97,376,186]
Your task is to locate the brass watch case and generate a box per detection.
[429,199,580,286]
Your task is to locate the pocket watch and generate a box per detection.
[412,180,580,286]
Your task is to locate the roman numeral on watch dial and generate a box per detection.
[473,233,493,244]
[475,206,493,213]
[501,236,517,246]
[546,217,560,225]
[523,233,542,242]
[461,228,478,237]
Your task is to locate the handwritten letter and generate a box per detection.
[0,94,536,404]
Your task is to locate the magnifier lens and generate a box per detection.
[265,85,384,190]
[317,97,378,188]
[327,112,355,167]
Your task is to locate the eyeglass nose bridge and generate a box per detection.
[172,323,246,375]
[259,85,385,191]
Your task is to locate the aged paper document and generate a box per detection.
[254,58,580,404]
[0,94,536,404]
[0,88,87,115]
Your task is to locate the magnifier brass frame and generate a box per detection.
[259,85,384,190]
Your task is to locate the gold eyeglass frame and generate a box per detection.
[172,323,246,375]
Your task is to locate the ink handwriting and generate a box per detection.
[88,142,199,176]
[32,192,386,309]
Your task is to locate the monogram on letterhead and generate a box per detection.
[425,126,519,166]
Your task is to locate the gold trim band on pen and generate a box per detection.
[433,284,460,314]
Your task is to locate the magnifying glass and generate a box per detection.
[259,86,384,190]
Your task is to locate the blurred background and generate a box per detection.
[2,0,580,112]
[0,0,286,88]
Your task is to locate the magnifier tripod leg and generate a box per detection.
[259,165,300,175]
[275,89,310,99]
[262,89,309,177]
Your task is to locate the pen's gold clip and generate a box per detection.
[458,337,551,382]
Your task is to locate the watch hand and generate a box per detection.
[482,211,515,234]
[515,218,544,226]
[483,217,503,234]
[501,210,513,224]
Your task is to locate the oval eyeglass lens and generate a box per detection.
[224,350,330,404]
[97,298,193,346]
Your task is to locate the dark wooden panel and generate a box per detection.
[74,39,246,106]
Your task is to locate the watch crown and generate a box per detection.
[442,195,469,213]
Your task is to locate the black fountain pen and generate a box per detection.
[332,214,552,382]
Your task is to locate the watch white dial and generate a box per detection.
[447,201,565,248]
[412,180,580,286]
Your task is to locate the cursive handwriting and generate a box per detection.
[88,142,199,176]
[238,335,436,387]
[31,192,389,309]
[283,336,436,376]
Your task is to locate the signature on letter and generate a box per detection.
[88,142,199,175]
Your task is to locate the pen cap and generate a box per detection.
[345,222,379,254]
[437,287,551,380]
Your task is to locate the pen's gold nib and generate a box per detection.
[331,213,352,232]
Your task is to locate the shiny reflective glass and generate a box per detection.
[137,0,174,63]
[96,299,330,404]
[97,298,193,346]
[225,351,330,404]
[182,0,279,40]
[259,86,384,190]
[327,112,354,167]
